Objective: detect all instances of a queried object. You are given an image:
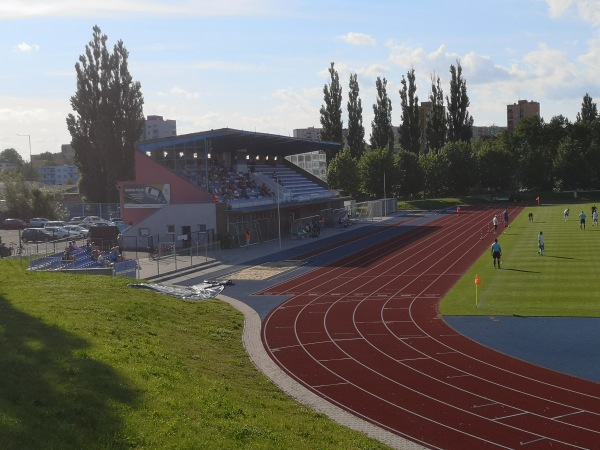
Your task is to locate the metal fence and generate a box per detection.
[64,203,120,220]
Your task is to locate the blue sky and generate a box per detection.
[2,0,600,161]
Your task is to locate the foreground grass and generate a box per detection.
[440,203,600,317]
[0,260,386,450]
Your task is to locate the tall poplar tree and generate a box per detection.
[398,68,420,154]
[66,25,144,203]
[426,74,446,152]
[319,62,344,164]
[346,73,365,159]
[446,60,473,142]
[370,77,395,151]
[576,93,598,123]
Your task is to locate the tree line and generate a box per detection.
[321,62,600,199]
[3,28,599,213]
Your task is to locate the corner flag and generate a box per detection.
[535,196,540,205]
[475,274,481,285]
[475,274,481,307]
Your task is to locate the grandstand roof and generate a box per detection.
[137,127,342,157]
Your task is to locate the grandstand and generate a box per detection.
[117,128,348,250]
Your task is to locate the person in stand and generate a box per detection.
[492,215,499,234]
[491,238,502,269]
[245,230,251,249]
[503,209,509,227]
[564,208,570,221]
[538,231,544,256]
[579,210,587,230]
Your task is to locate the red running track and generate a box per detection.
[260,206,600,449]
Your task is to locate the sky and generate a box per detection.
[2,0,600,162]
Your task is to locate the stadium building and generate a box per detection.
[117,128,346,251]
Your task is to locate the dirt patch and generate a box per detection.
[230,261,302,281]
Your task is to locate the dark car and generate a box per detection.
[3,218,26,230]
[21,228,54,243]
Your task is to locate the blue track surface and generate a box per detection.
[444,316,600,383]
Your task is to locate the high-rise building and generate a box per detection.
[141,115,177,141]
[507,100,540,132]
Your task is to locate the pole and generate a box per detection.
[277,186,281,249]
[17,133,32,162]
[383,172,387,217]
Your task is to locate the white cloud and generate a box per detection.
[159,86,200,100]
[337,32,376,47]
[545,0,600,26]
[545,0,575,19]
[14,42,39,52]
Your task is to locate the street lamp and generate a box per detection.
[16,134,32,162]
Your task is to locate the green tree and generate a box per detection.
[553,137,587,190]
[426,74,446,152]
[370,77,395,151]
[326,148,360,197]
[398,68,420,153]
[440,141,477,195]
[446,61,473,142]
[1,172,63,219]
[358,147,397,198]
[419,151,449,197]
[319,62,344,164]
[346,73,365,159]
[394,150,424,198]
[66,25,144,203]
[513,116,554,190]
[576,93,598,123]
[0,148,24,165]
[474,139,516,193]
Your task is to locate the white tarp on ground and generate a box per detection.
[128,280,233,300]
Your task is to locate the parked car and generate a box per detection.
[63,225,89,238]
[29,217,49,227]
[69,216,84,224]
[2,218,26,230]
[43,226,71,240]
[81,216,104,224]
[21,228,53,243]
[45,220,67,227]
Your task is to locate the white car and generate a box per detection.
[45,220,67,228]
[29,217,49,227]
[43,226,71,240]
[81,216,103,224]
[63,225,89,238]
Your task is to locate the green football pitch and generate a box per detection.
[440,204,600,317]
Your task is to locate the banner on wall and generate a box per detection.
[124,184,171,208]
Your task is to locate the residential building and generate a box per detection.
[141,115,177,141]
[472,125,507,140]
[507,100,540,132]
[292,127,351,179]
[0,162,18,170]
[38,165,79,185]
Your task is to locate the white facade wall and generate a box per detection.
[142,115,177,141]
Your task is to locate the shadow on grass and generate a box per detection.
[0,297,137,449]
[544,255,576,260]
[501,268,540,273]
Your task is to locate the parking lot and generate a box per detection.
[0,228,82,257]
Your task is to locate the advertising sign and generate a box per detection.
[124,184,171,208]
